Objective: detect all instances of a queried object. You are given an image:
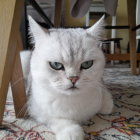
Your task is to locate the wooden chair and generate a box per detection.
[86,0,139,74]
[0,0,62,124]
[101,38,122,54]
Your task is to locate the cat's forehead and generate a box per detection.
[37,28,100,63]
[49,28,98,50]
[49,28,85,43]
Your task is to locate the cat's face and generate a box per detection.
[29,16,105,95]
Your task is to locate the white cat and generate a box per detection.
[21,16,113,140]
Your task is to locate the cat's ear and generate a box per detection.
[28,15,46,43]
[86,15,105,37]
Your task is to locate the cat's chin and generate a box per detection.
[64,90,81,95]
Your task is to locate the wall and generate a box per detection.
[63,0,85,26]
[63,0,129,53]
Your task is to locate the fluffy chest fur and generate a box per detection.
[28,82,103,123]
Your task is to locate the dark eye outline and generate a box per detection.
[49,62,64,70]
[80,60,93,70]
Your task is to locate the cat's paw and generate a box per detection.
[99,92,114,114]
[56,124,84,140]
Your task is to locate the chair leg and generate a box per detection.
[0,0,24,124]
[138,63,140,74]
[54,0,63,27]
[11,34,27,118]
[127,0,137,75]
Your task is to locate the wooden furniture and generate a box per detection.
[86,0,139,74]
[127,0,137,74]
[0,0,26,124]
[85,0,117,52]
[105,0,140,73]
[0,0,62,124]
[101,38,122,64]
[101,38,122,54]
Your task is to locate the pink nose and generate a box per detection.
[68,76,79,84]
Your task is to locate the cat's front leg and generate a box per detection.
[99,89,114,114]
[50,118,84,140]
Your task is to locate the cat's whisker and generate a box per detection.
[10,76,29,118]
[53,82,70,86]
[53,85,70,89]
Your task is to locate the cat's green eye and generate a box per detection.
[49,62,64,70]
[81,60,93,70]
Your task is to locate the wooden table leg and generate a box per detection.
[138,63,140,74]
[11,34,27,118]
[127,0,137,75]
[0,0,24,123]
[54,0,63,27]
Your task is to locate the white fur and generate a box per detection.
[21,16,114,140]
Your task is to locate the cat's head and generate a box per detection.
[28,16,105,95]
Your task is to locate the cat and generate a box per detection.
[20,15,114,140]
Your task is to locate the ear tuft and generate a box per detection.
[86,15,105,38]
[28,15,46,44]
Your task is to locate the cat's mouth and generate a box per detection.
[68,85,78,90]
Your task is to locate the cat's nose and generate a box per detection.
[68,76,79,84]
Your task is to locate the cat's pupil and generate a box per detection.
[81,60,93,70]
[55,62,59,67]
[84,62,89,66]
